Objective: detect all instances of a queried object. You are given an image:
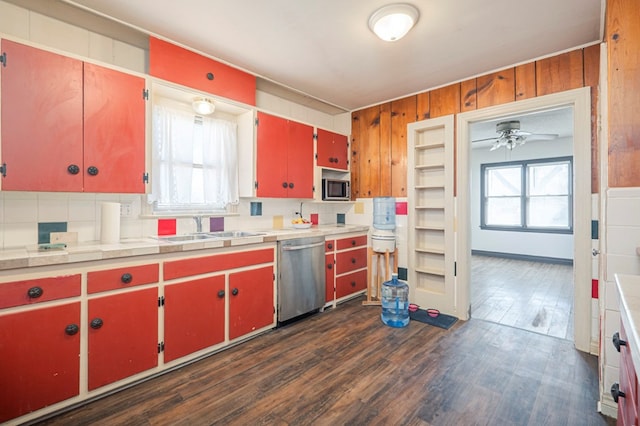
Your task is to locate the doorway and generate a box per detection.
[456,88,593,352]
[469,107,575,339]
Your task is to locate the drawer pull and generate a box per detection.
[231,288,239,296]
[611,383,626,403]
[351,258,357,264]
[27,286,43,299]
[351,281,356,287]
[613,332,627,352]
[90,318,104,329]
[121,273,133,284]
[65,324,79,336]
[327,243,333,250]
[327,264,333,270]
[351,240,356,246]
[206,72,214,80]
[217,290,225,298]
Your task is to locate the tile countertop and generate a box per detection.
[615,274,640,377]
[0,225,369,272]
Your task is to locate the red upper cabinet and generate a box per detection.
[256,112,314,198]
[0,40,147,193]
[83,62,146,193]
[1,39,84,191]
[149,36,256,106]
[317,128,349,170]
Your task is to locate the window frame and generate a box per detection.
[480,156,573,234]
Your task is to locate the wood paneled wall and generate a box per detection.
[606,0,640,188]
[351,45,601,199]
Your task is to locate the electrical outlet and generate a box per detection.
[120,202,133,217]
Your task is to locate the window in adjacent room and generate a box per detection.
[481,156,573,233]
[150,101,238,213]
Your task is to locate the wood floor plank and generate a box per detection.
[35,296,613,426]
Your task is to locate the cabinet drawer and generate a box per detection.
[326,239,336,253]
[0,275,81,309]
[336,235,367,250]
[336,247,368,275]
[164,248,274,280]
[88,264,159,294]
[336,269,367,299]
[149,36,256,106]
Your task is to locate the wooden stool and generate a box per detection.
[363,246,398,306]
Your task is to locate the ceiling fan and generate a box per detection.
[472,120,558,151]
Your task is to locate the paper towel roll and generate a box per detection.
[101,202,121,244]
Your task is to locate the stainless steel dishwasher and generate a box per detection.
[277,235,326,323]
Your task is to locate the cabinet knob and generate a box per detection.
[327,263,333,270]
[217,290,225,298]
[351,281,356,287]
[282,182,288,188]
[231,288,239,296]
[27,286,43,299]
[67,164,80,175]
[351,240,356,246]
[613,332,627,352]
[288,182,294,189]
[351,258,356,264]
[206,72,214,80]
[65,324,79,336]
[611,383,626,403]
[121,273,133,284]
[87,166,99,176]
[90,318,104,329]
[328,243,333,249]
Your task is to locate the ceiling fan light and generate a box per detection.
[369,4,419,42]
[192,97,215,115]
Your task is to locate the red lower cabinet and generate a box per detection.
[613,323,638,425]
[164,275,226,362]
[0,302,80,422]
[336,269,368,299]
[326,253,335,303]
[229,266,274,340]
[88,287,158,390]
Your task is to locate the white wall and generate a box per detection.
[470,137,574,260]
[0,0,354,249]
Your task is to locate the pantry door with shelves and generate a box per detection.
[407,115,460,318]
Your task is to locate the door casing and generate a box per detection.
[456,87,593,352]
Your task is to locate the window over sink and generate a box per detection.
[149,96,239,214]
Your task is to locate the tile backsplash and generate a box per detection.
[0,192,358,249]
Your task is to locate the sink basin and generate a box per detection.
[206,231,265,238]
[157,234,217,242]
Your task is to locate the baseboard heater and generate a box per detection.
[471,250,573,266]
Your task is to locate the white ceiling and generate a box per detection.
[63,0,603,113]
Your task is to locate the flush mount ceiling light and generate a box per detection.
[192,97,215,115]
[368,3,420,42]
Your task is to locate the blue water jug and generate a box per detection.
[381,273,409,327]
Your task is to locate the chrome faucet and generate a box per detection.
[193,216,203,233]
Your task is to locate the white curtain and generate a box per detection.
[151,104,238,210]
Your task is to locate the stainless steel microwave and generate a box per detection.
[322,179,350,201]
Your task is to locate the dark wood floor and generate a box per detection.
[471,255,574,340]
[37,296,613,426]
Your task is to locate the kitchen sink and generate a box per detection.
[155,231,264,242]
[206,231,265,238]
[156,234,218,242]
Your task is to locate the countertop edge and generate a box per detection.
[0,225,370,272]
